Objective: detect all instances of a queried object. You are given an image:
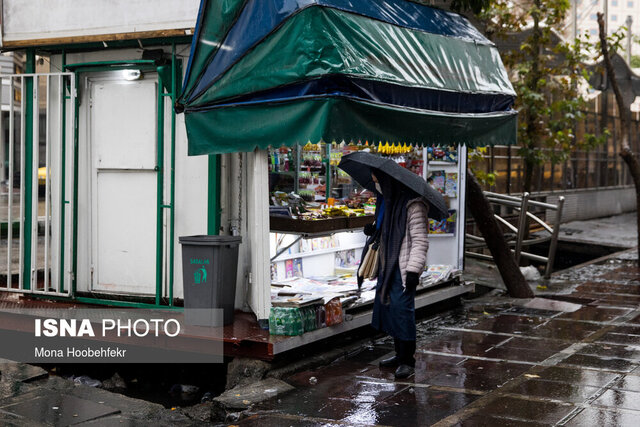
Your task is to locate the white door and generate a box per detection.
[89,77,158,294]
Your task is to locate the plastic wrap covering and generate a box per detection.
[179,0,518,155]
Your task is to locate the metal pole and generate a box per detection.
[572,0,577,40]
[603,0,608,35]
[545,196,565,279]
[7,77,14,289]
[514,192,530,264]
[626,16,632,65]
[169,43,177,306]
[31,74,39,290]
[19,75,25,291]
[155,73,165,306]
[44,75,51,292]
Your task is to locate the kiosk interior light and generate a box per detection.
[123,69,142,81]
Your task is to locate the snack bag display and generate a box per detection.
[325,298,343,326]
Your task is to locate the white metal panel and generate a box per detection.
[247,149,271,320]
[2,0,199,44]
[91,81,157,170]
[88,76,158,294]
[457,145,468,269]
[545,187,636,223]
[94,171,157,293]
[426,149,465,269]
[171,110,208,300]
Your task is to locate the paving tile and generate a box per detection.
[559,354,637,373]
[494,337,571,353]
[457,415,550,427]
[574,283,640,296]
[0,363,48,383]
[593,389,640,411]
[286,362,372,388]
[479,396,575,424]
[483,346,557,363]
[627,314,640,325]
[601,268,640,282]
[75,415,159,426]
[556,306,631,322]
[564,407,640,427]
[469,315,547,334]
[508,379,602,403]
[237,413,336,426]
[596,332,640,346]
[373,387,478,426]
[611,325,640,336]
[612,375,640,392]
[260,393,365,422]
[535,366,618,387]
[419,342,495,358]
[526,320,600,341]
[0,391,120,426]
[274,376,406,410]
[577,343,640,361]
[414,352,467,365]
[419,331,509,347]
[506,306,561,318]
[579,294,640,306]
[424,360,529,392]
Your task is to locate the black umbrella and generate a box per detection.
[338,151,449,220]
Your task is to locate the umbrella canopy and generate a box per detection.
[338,151,448,220]
[177,0,517,155]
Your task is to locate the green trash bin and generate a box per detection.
[179,235,242,326]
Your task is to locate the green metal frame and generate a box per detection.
[59,50,67,294]
[208,155,221,235]
[22,49,36,291]
[30,36,193,56]
[30,54,182,309]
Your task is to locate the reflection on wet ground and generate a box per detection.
[241,250,640,426]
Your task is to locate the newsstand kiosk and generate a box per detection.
[176,0,518,356]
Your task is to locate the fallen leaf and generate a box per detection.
[524,374,541,378]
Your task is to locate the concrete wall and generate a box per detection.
[1,0,199,45]
[544,186,636,223]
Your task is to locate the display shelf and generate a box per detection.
[271,242,365,262]
[428,161,458,166]
[271,170,296,175]
[270,215,374,235]
[428,233,455,237]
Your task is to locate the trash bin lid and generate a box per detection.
[179,235,242,246]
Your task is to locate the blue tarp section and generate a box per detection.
[181,0,493,104]
[189,75,516,114]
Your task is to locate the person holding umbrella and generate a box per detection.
[339,151,448,379]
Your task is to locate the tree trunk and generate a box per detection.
[523,0,542,195]
[597,13,640,264]
[467,169,534,298]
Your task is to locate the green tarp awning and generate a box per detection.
[178,0,517,155]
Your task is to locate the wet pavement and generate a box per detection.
[238,248,640,426]
[0,361,200,426]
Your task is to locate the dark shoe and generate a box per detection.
[379,355,400,368]
[394,364,414,379]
